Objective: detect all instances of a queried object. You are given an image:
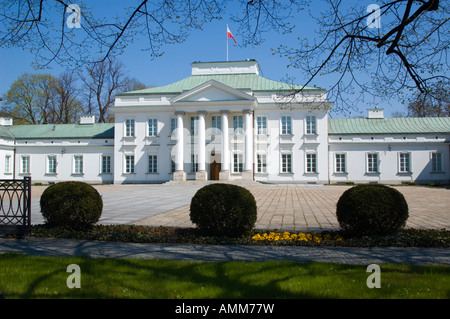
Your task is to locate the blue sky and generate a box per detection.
[0,0,408,118]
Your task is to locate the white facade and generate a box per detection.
[0,60,449,185]
[112,60,331,184]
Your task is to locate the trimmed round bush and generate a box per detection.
[190,183,257,237]
[336,184,409,236]
[40,181,103,230]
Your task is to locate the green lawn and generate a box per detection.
[0,253,448,299]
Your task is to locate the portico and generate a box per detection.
[172,108,255,181]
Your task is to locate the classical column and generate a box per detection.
[242,109,254,180]
[173,111,186,181]
[196,111,207,181]
[219,110,230,180]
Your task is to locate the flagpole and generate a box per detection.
[226,24,229,62]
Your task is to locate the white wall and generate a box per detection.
[329,134,450,184]
[13,139,114,184]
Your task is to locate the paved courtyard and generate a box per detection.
[29,183,449,232]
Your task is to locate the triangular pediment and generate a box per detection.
[171,80,255,103]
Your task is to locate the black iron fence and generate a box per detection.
[0,177,31,235]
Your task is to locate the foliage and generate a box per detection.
[3,72,83,124]
[40,181,103,230]
[1,1,447,111]
[189,183,257,237]
[407,79,450,117]
[336,184,409,236]
[24,224,450,248]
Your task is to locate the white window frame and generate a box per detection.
[281,116,292,135]
[47,155,57,174]
[148,155,158,173]
[171,154,176,173]
[170,118,177,133]
[334,153,346,173]
[257,116,267,135]
[21,155,30,174]
[125,119,135,137]
[281,153,292,173]
[5,155,11,174]
[366,152,379,173]
[306,116,317,135]
[124,154,135,174]
[256,153,267,173]
[212,115,222,135]
[431,152,442,172]
[191,154,198,173]
[191,116,199,136]
[73,155,83,174]
[233,152,243,173]
[233,115,243,134]
[101,155,111,174]
[306,152,317,173]
[147,118,158,137]
[398,152,411,173]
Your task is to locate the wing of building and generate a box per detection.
[1,60,449,185]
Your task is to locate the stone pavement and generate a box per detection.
[29,183,450,232]
[131,184,450,232]
[0,237,449,265]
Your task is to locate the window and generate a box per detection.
[191,116,199,135]
[171,118,177,133]
[125,155,134,173]
[306,153,317,173]
[335,153,346,173]
[257,116,267,135]
[212,116,221,134]
[47,156,57,174]
[171,155,176,173]
[233,153,243,173]
[191,154,198,173]
[148,118,157,136]
[5,155,11,174]
[74,155,83,174]
[431,152,442,172]
[148,155,158,173]
[102,155,111,174]
[233,115,243,134]
[367,153,378,173]
[281,116,292,135]
[281,153,292,173]
[399,153,410,173]
[125,119,135,137]
[306,116,317,134]
[21,156,30,174]
[257,154,267,173]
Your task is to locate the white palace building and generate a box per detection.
[0,60,449,185]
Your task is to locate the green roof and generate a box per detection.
[6,123,114,140]
[328,117,450,135]
[118,74,322,96]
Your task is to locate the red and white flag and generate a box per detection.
[227,26,237,43]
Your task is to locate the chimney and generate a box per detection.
[0,117,13,126]
[79,114,96,124]
[367,105,384,119]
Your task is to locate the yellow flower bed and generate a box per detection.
[252,231,343,243]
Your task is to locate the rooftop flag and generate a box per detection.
[227,26,237,43]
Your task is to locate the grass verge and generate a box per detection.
[0,253,448,299]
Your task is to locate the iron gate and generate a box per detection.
[0,177,31,234]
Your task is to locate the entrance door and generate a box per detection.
[210,161,221,180]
